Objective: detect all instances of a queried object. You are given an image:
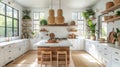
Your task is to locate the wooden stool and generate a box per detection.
[41,51,52,67]
[57,51,68,67]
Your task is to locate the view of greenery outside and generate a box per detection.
[0,2,19,37]
[33,12,45,33]
[101,23,107,39]
[72,12,85,36]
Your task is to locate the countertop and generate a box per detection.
[0,39,27,47]
[85,39,120,50]
[34,40,72,47]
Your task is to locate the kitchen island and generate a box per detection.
[34,40,72,64]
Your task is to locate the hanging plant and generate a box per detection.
[22,10,31,19]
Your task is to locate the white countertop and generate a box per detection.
[34,40,72,47]
[0,39,27,47]
[85,39,120,50]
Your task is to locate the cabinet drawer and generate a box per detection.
[112,56,120,63]
[112,49,120,57]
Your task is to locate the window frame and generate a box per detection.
[33,12,45,32]
[0,2,19,37]
[72,11,85,36]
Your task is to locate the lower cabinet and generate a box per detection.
[85,39,120,67]
[0,39,29,67]
[68,39,84,50]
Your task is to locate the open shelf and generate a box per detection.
[102,3,120,14]
[105,16,120,22]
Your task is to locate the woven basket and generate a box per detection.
[48,16,55,24]
[114,0,120,5]
[55,16,64,24]
[49,9,54,16]
[106,2,114,9]
[57,9,63,16]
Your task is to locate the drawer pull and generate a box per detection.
[9,51,11,52]
[104,48,107,50]
[1,47,4,49]
[115,52,119,54]
[9,57,12,59]
[104,53,107,55]
[115,58,119,61]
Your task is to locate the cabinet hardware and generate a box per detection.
[104,48,107,50]
[104,53,107,55]
[115,52,119,54]
[115,58,119,61]
[1,47,4,49]
[9,51,11,52]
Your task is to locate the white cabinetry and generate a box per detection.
[0,47,4,67]
[68,38,84,50]
[0,39,29,67]
[85,39,120,67]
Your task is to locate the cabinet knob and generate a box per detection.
[115,52,119,54]
[115,58,119,61]
[104,48,107,50]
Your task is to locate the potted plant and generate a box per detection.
[40,19,48,26]
[87,19,96,40]
[22,10,31,21]
[82,9,95,20]
[113,28,120,47]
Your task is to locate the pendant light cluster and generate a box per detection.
[48,0,65,25]
[48,0,55,24]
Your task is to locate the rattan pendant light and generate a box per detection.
[55,0,65,24]
[48,0,55,24]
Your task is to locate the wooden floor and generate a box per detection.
[6,50,103,67]
[71,51,103,67]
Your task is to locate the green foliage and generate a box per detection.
[116,11,120,16]
[82,9,95,20]
[87,19,96,35]
[113,28,120,41]
[22,10,31,19]
[40,19,47,25]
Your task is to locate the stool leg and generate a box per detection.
[66,54,68,67]
[57,54,59,67]
[50,54,52,67]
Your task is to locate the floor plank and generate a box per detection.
[71,50,103,67]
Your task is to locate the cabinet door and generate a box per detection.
[0,47,4,67]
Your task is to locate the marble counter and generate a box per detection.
[34,40,72,47]
[0,39,27,47]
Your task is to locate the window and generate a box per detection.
[33,12,45,32]
[0,2,19,37]
[72,12,85,36]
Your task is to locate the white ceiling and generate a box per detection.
[15,0,98,8]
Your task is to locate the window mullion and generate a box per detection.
[5,4,7,37]
[12,8,14,36]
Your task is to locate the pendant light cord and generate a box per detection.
[59,0,61,9]
[51,0,53,9]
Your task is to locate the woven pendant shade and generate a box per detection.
[48,9,55,24]
[55,9,64,24]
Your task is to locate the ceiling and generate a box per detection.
[15,0,98,8]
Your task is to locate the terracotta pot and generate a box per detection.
[106,2,114,9]
[90,35,96,40]
[114,0,120,5]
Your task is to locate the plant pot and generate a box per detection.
[115,41,120,47]
[90,35,96,40]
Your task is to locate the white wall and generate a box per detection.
[0,0,23,42]
[93,0,120,36]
